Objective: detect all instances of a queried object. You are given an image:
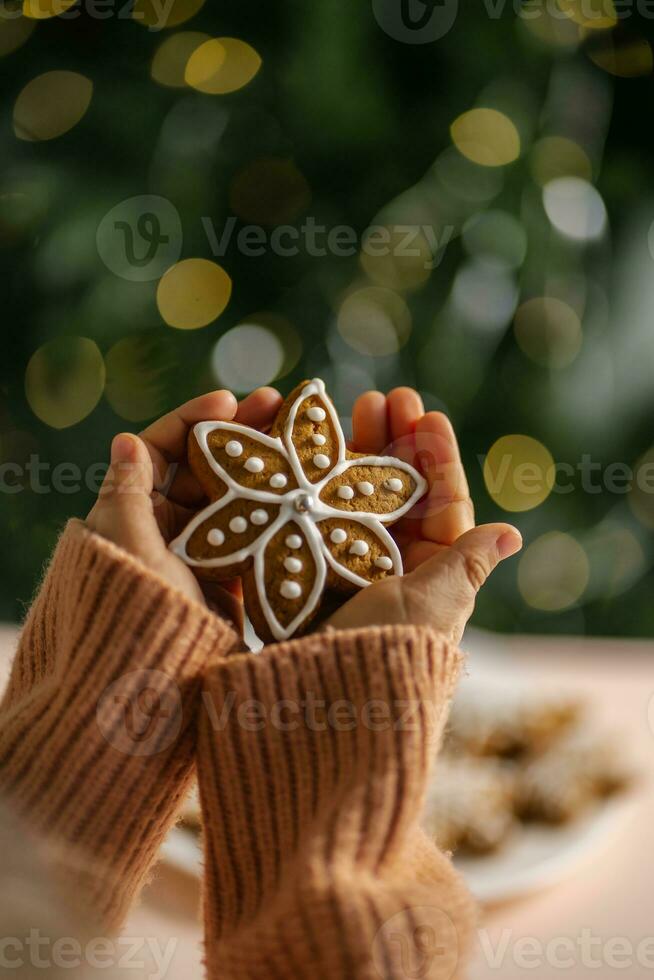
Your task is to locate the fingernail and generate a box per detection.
[498,530,522,559]
[111,434,136,464]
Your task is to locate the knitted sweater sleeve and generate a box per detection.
[0,519,239,929]
[197,627,476,980]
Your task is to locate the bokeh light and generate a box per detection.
[0,14,35,55]
[514,297,582,368]
[337,286,411,356]
[542,177,607,241]
[359,225,432,291]
[484,434,555,512]
[518,0,580,48]
[151,32,210,88]
[433,146,504,206]
[518,532,590,611]
[450,109,521,167]
[229,158,310,226]
[104,335,170,422]
[132,0,204,29]
[185,37,262,94]
[212,322,285,393]
[586,35,653,78]
[452,260,518,332]
[156,258,232,329]
[585,523,646,599]
[25,337,105,429]
[462,210,527,270]
[530,136,593,186]
[22,0,77,19]
[13,71,93,142]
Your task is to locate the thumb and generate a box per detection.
[411,523,522,597]
[88,434,161,558]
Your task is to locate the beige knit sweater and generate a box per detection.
[0,520,476,979]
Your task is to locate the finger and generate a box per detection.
[140,390,238,491]
[235,386,283,429]
[403,538,444,573]
[415,412,474,544]
[387,387,424,446]
[412,522,522,596]
[88,434,165,563]
[351,390,388,453]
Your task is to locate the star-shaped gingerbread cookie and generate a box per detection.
[170,378,427,643]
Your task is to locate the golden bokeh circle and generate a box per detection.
[25,337,105,429]
[359,225,432,292]
[156,258,232,330]
[14,71,93,142]
[530,136,593,186]
[151,32,211,88]
[22,0,77,18]
[337,286,411,357]
[514,297,582,368]
[185,37,262,94]
[104,335,169,422]
[557,0,617,30]
[450,108,520,168]
[0,14,35,55]
[484,434,555,512]
[518,532,589,611]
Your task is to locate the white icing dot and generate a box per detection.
[244,457,264,473]
[284,556,303,573]
[225,440,243,458]
[312,433,326,446]
[286,534,302,550]
[330,528,347,544]
[357,481,375,496]
[269,473,288,489]
[313,453,330,469]
[250,509,269,526]
[337,485,355,500]
[350,539,369,556]
[375,556,393,570]
[280,580,302,600]
[384,478,403,492]
[307,406,326,422]
[229,516,247,533]
[207,528,224,547]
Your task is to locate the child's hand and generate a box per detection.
[324,389,522,645]
[86,387,283,618]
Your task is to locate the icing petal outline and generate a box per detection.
[317,455,428,523]
[194,420,293,503]
[318,515,403,588]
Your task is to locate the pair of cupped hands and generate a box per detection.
[87,386,522,646]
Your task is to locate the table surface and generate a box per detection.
[1,625,652,980]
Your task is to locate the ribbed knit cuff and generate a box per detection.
[0,519,238,929]
[198,626,472,978]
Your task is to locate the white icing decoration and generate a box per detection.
[313,454,330,469]
[280,580,302,599]
[375,556,393,570]
[357,481,374,496]
[269,473,288,489]
[245,457,264,473]
[169,381,427,643]
[225,440,243,458]
[284,556,303,573]
[330,528,347,544]
[350,539,369,556]
[384,478,403,492]
[307,406,326,422]
[207,528,225,547]
[250,509,269,526]
[229,516,247,533]
[337,485,355,500]
[312,434,326,446]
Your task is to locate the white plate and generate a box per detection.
[455,794,636,904]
